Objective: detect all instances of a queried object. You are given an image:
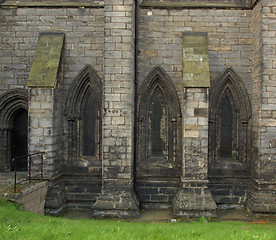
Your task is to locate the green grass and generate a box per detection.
[0,198,275,240]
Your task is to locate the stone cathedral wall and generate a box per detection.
[0,0,275,215]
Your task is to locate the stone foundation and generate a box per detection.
[173,180,217,218]
[246,182,276,213]
[93,189,140,218]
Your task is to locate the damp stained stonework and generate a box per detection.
[0,0,275,217]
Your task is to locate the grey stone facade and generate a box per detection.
[0,0,275,217]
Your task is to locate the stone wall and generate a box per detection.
[260,0,276,184]
[93,0,140,218]
[137,6,252,105]
[0,0,276,216]
[251,0,262,178]
[13,181,48,214]
[0,1,105,214]
[0,3,104,96]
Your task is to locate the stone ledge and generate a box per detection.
[0,1,104,8]
[140,1,251,10]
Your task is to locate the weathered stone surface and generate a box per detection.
[183,33,210,87]
[246,185,276,213]
[93,189,140,218]
[28,33,64,88]
[44,180,66,216]
[173,181,217,218]
[0,0,276,218]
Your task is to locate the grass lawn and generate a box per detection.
[0,198,275,240]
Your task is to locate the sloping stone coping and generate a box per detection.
[1,181,48,214]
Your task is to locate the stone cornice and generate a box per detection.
[0,1,104,8]
[140,1,259,10]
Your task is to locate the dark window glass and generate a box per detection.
[83,95,96,156]
[11,109,28,171]
[150,95,163,156]
[220,97,232,157]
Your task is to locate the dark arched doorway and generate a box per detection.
[11,109,28,171]
[0,89,28,172]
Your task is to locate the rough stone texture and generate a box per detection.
[140,0,252,8]
[0,0,276,217]
[135,66,182,209]
[28,33,65,88]
[173,88,217,216]
[173,181,217,218]
[0,2,104,213]
[183,33,210,87]
[245,0,276,213]
[2,181,49,214]
[44,178,66,215]
[28,88,62,178]
[183,88,209,180]
[93,0,139,217]
[208,68,252,206]
[93,190,139,218]
[137,4,253,108]
[17,181,48,214]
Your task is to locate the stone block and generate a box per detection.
[185,130,200,138]
[194,108,208,117]
[173,185,217,218]
[93,189,139,218]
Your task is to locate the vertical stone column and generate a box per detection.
[246,0,276,213]
[173,33,216,217]
[28,33,65,215]
[93,0,139,217]
[0,128,11,171]
[28,88,65,215]
[28,88,61,179]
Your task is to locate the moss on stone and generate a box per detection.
[28,33,65,88]
[183,34,210,88]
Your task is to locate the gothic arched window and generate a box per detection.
[65,65,102,171]
[136,67,182,207]
[81,93,97,157]
[219,95,234,158]
[209,68,251,177]
[137,67,181,167]
[150,93,164,157]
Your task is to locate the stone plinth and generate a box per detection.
[173,179,217,218]
[93,189,139,218]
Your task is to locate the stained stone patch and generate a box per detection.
[183,33,210,88]
[28,33,65,88]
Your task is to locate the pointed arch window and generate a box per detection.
[137,67,182,176]
[65,65,102,168]
[209,68,251,176]
[150,93,164,157]
[219,95,233,158]
[81,93,97,157]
